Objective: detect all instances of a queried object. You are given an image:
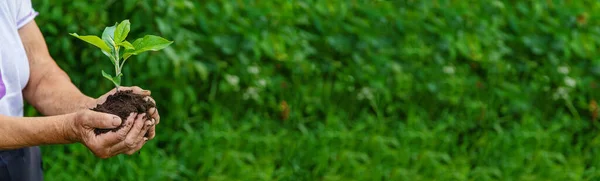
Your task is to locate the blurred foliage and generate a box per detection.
[24,0,600,180]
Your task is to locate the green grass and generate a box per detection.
[25,0,600,180]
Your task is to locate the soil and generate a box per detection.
[91,90,155,135]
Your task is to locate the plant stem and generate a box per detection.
[115,47,120,76]
[114,46,121,91]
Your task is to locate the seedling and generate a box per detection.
[70,20,173,90]
[70,20,171,135]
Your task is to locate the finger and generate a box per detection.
[129,123,153,154]
[114,115,151,154]
[128,113,147,138]
[149,108,160,125]
[121,113,148,150]
[137,119,153,139]
[130,120,154,153]
[145,96,156,104]
[116,127,151,155]
[103,145,123,158]
[107,113,143,152]
[145,125,156,140]
[124,137,149,155]
[81,110,122,129]
[121,86,151,96]
[101,113,137,147]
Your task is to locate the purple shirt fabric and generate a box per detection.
[0,57,5,99]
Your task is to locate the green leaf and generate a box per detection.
[114,20,130,43]
[123,35,173,58]
[102,50,116,65]
[101,70,120,86]
[123,53,133,61]
[69,33,110,52]
[102,23,117,50]
[119,41,135,50]
[101,70,112,80]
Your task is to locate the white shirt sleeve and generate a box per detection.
[14,0,38,29]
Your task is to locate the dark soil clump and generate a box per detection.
[91,90,155,135]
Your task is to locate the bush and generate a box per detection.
[28,0,600,180]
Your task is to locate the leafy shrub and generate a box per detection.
[27,0,600,180]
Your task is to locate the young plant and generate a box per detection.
[70,20,173,90]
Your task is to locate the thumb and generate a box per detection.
[122,86,151,96]
[81,111,122,129]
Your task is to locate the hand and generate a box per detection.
[94,86,151,105]
[145,96,159,140]
[93,86,160,140]
[65,110,154,158]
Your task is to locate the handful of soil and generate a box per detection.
[91,90,155,135]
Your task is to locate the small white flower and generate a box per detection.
[248,66,260,75]
[558,66,569,74]
[257,79,267,87]
[357,87,374,100]
[224,74,239,86]
[243,87,260,100]
[443,66,455,75]
[564,76,576,87]
[553,87,569,100]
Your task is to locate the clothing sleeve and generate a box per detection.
[14,0,38,29]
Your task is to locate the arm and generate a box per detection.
[0,110,152,158]
[9,20,154,157]
[0,113,73,149]
[20,21,95,115]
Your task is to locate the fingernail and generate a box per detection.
[145,121,152,126]
[143,90,151,94]
[112,117,121,126]
[144,137,149,141]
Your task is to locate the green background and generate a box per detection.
[26,0,600,180]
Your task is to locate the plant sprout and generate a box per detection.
[70,20,173,90]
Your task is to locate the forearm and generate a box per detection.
[19,21,95,116]
[0,113,75,149]
[24,67,95,116]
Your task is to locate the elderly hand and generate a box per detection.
[65,110,153,158]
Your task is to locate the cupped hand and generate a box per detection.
[65,110,154,158]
